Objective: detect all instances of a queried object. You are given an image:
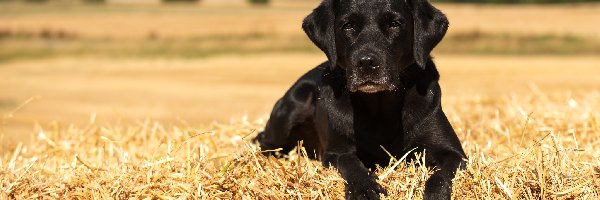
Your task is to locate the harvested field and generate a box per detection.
[1,88,599,199]
[1,53,599,198]
[1,2,600,199]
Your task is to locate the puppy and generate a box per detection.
[254,0,466,199]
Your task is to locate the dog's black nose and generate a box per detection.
[359,56,380,70]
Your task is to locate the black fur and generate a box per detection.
[254,0,466,199]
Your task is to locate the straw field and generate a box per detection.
[1,2,600,199]
[1,85,599,199]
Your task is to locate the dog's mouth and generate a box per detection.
[351,81,393,93]
[347,67,396,93]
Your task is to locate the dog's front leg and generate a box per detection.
[423,150,464,200]
[318,110,386,199]
[323,142,386,200]
[420,112,467,200]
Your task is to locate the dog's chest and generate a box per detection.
[353,113,406,166]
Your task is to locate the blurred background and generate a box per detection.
[1,0,599,147]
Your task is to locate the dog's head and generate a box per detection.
[303,0,448,93]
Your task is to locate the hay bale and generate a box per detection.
[1,92,599,199]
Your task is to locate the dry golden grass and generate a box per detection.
[1,88,598,199]
[1,54,599,199]
[1,2,600,199]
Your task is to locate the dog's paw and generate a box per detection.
[344,176,386,200]
[424,174,452,200]
[253,132,291,158]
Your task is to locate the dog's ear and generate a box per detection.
[303,0,337,71]
[409,0,448,69]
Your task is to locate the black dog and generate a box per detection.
[254,0,466,199]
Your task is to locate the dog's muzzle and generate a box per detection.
[351,79,395,93]
[356,82,388,93]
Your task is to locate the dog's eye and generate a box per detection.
[389,21,402,29]
[342,22,354,31]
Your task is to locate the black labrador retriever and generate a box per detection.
[253,0,466,199]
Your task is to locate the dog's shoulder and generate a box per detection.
[300,62,330,82]
[281,62,331,103]
[402,57,440,97]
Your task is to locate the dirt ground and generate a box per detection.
[1,53,599,145]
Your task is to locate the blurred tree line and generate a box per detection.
[162,0,269,4]
[435,0,599,3]
[1,0,598,5]
[0,0,271,5]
